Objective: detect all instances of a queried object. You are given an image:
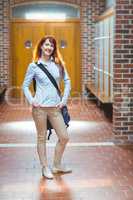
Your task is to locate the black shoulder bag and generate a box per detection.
[33,63,70,140]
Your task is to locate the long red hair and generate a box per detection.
[33,35,65,76]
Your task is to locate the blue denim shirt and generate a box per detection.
[22,59,71,107]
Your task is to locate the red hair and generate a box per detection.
[33,35,65,76]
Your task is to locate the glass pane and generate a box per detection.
[12,3,80,19]
[24,40,32,49]
[94,13,114,102]
[105,0,115,9]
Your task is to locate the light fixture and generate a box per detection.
[25,12,66,20]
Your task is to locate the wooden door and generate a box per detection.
[11,20,81,97]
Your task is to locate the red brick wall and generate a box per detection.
[80,0,105,93]
[113,0,133,139]
[10,0,79,4]
[0,0,9,86]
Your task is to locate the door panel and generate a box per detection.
[11,21,81,97]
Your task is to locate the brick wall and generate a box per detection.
[0,0,9,86]
[113,0,133,139]
[10,0,80,5]
[80,0,105,93]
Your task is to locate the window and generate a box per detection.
[93,13,114,102]
[105,0,115,9]
[12,3,80,20]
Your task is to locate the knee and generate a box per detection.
[60,136,69,144]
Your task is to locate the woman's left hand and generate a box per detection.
[56,102,65,109]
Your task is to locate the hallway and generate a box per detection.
[0,99,133,200]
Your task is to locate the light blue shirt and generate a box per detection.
[22,59,71,107]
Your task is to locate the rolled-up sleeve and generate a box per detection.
[22,63,35,104]
[61,67,71,105]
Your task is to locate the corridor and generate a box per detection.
[0,0,133,199]
[0,99,133,200]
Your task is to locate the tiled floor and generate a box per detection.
[0,99,133,200]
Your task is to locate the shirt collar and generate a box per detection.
[38,58,52,65]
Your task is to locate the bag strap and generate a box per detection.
[36,63,61,97]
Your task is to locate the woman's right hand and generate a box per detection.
[32,103,40,107]
[32,100,40,107]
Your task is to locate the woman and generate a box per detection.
[22,36,71,179]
